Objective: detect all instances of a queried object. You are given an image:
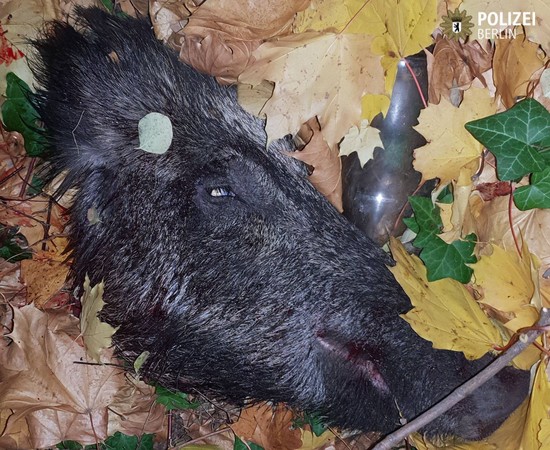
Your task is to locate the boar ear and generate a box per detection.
[28,8,167,194]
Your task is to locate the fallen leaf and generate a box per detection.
[413,87,496,184]
[370,0,438,92]
[0,305,163,448]
[438,168,477,243]
[293,118,343,212]
[339,119,383,168]
[389,238,503,359]
[492,35,546,109]
[20,246,70,308]
[470,195,550,268]
[231,404,302,450]
[472,244,534,314]
[293,0,386,34]
[297,428,335,450]
[240,32,384,149]
[172,0,309,83]
[521,360,550,450]
[80,276,119,363]
[427,36,494,105]
[361,93,391,121]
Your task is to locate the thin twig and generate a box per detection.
[373,308,550,450]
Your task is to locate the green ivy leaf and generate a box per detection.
[102,432,153,450]
[1,72,45,157]
[465,98,550,181]
[234,436,264,450]
[0,225,32,262]
[155,385,200,410]
[420,234,477,283]
[436,185,453,204]
[514,166,550,210]
[292,412,327,437]
[407,196,443,248]
[56,441,88,450]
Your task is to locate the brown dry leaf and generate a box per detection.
[163,0,310,83]
[0,305,164,448]
[20,244,70,308]
[292,118,343,212]
[240,32,384,149]
[231,403,302,450]
[530,66,550,111]
[107,378,165,437]
[470,195,550,268]
[427,36,494,105]
[150,0,191,43]
[413,87,496,184]
[0,259,26,306]
[493,35,546,109]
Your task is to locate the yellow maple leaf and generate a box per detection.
[413,87,496,184]
[473,244,534,314]
[471,243,542,369]
[293,0,387,34]
[370,0,438,92]
[298,429,335,450]
[521,360,550,450]
[389,238,503,359]
[80,276,118,363]
[339,119,383,167]
[361,93,391,121]
[239,32,384,148]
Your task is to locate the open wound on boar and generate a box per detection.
[29,7,530,442]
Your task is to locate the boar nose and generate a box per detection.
[316,331,391,396]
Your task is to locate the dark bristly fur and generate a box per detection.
[29,7,529,441]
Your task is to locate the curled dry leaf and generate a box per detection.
[0,305,164,448]
[493,34,546,109]
[292,118,343,212]
[427,36,494,105]
[470,194,550,269]
[154,0,310,83]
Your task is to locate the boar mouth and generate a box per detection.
[316,332,391,395]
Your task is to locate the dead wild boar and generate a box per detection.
[29,7,529,441]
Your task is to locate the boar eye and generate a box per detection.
[209,186,235,198]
